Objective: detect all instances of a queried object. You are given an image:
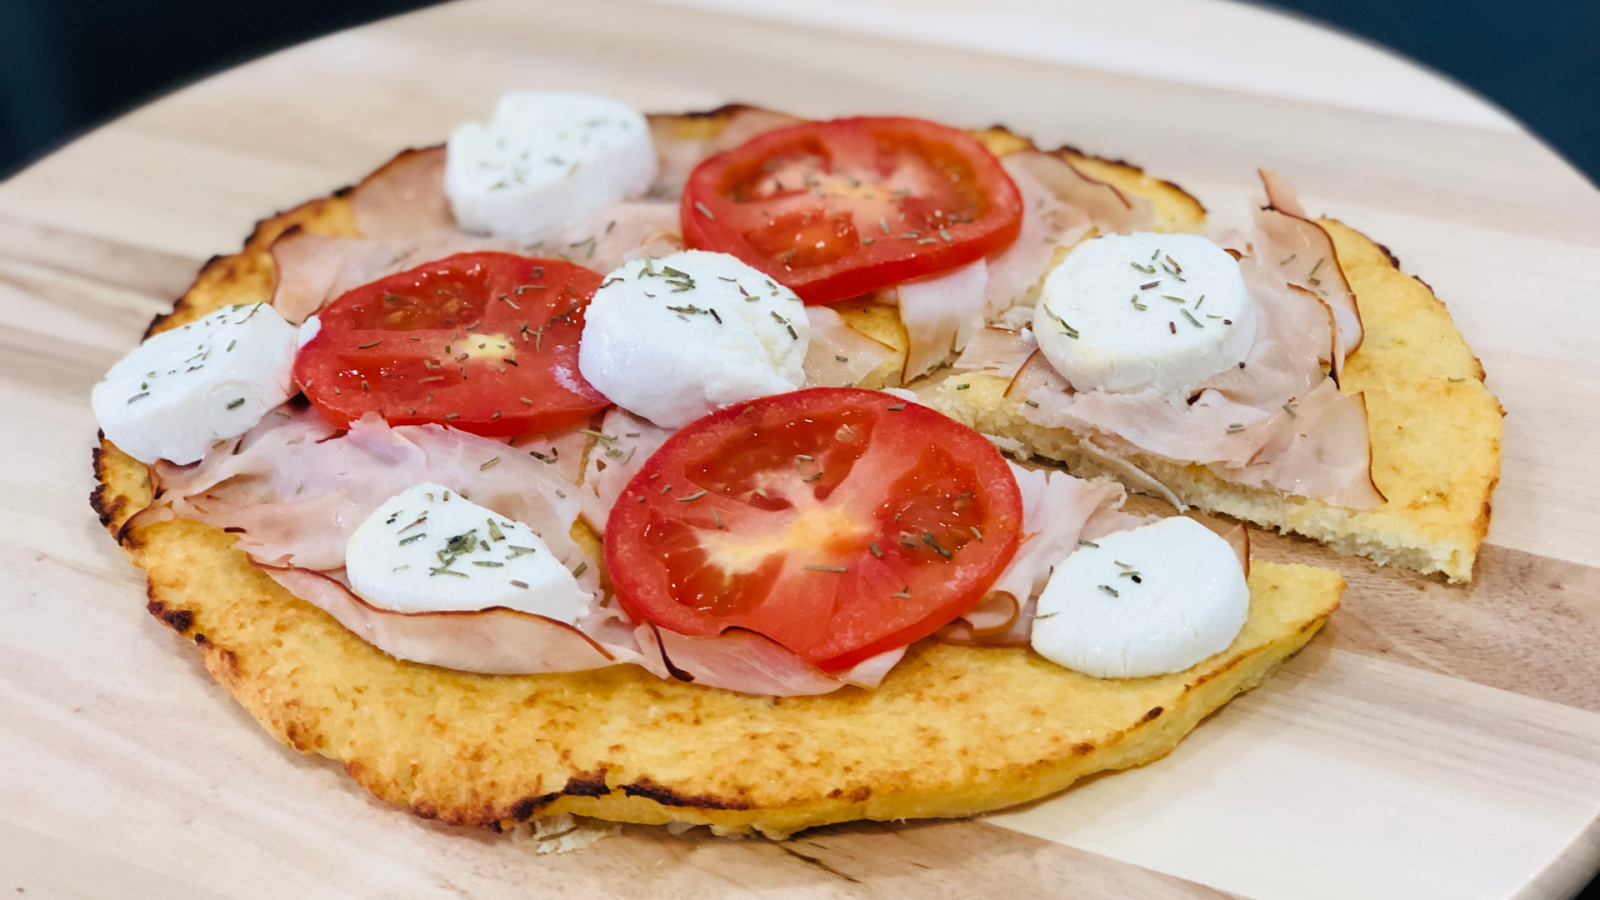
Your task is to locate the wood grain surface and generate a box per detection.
[1,0,1598,897]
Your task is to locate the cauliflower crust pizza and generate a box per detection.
[89,97,1516,839]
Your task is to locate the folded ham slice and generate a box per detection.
[984,151,1157,316]
[1255,170,1363,362]
[269,228,520,323]
[642,626,907,695]
[802,305,897,388]
[259,565,626,675]
[139,405,600,585]
[952,326,1038,382]
[987,463,1143,607]
[578,408,674,534]
[348,146,454,238]
[985,153,1093,315]
[896,259,989,381]
[509,421,593,487]
[1021,365,1383,509]
[270,202,683,323]
[649,106,804,200]
[940,463,1147,647]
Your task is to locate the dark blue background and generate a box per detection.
[0,0,1595,184]
[0,1,1595,895]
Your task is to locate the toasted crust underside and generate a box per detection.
[94,106,1343,837]
[938,220,1503,583]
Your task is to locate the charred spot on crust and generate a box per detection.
[1183,651,1249,694]
[507,792,560,821]
[1375,241,1402,269]
[89,443,127,533]
[193,633,207,645]
[117,516,147,551]
[1071,742,1095,756]
[213,648,241,680]
[143,250,224,340]
[146,598,193,634]
[621,777,752,810]
[1140,706,1164,724]
[560,769,610,797]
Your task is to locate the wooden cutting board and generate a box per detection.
[2,0,1598,897]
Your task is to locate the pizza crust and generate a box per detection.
[91,108,1343,837]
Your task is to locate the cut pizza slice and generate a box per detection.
[932,176,1503,583]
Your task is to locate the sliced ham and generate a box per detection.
[1004,349,1069,400]
[270,229,406,324]
[508,421,593,487]
[348,146,453,238]
[578,408,674,533]
[983,150,1167,317]
[896,259,988,381]
[648,106,804,200]
[1259,168,1308,218]
[940,462,1147,648]
[1008,150,1152,234]
[802,306,896,388]
[984,151,1097,313]
[258,565,623,675]
[1020,377,1382,509]
[270,202,682,323]
[1076,435,1188,512]
[1254,170,1363,359]
[952,326,1037,381]
[257,555,913,691]
[269,228,519,323]
[1224,380,1385,508]
[1187,513,1252,578]
[643,626,907,695]
[1200,258,1332,406]
[985,463,1137,607]
[142,405,601,585]
[521,201,683,274]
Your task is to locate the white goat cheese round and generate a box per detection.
[578,250,810,428]
[1034,233,1256,395]
[445,91,657,237]
[345,483,588,622]
[1031,516,1249,679]
[91,303,300,465]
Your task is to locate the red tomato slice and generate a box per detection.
[294,252,611,437]
[681,117,1023,305]
[605,388,1023,670]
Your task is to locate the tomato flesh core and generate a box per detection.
[605,388,1023,670]
[293,252,611,436]
[681,117,1023,305]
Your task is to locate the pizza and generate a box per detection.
[88,92,1499,838]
